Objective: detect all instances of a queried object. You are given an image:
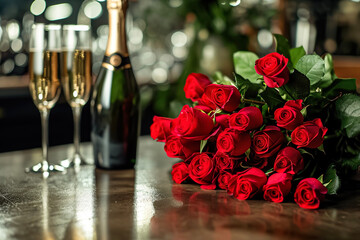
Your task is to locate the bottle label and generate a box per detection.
[102,52,131,70]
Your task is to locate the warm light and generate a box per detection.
[129,27,143,45]
[6,21,20,40]
[169,0,183,7]
[30,0,46,16]
[11,38,23,52]
[45,3,73,21]
[257,29,273,49]
[152,68,168,83]
[230,0,241,6]
[171,31,187,47]
[84,1,102,19]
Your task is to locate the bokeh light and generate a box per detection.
[45,3,73,21]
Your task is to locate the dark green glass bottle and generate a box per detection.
[91,0,140,169]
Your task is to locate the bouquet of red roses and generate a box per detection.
[150,34,360,209]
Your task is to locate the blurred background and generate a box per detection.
[0,0,359,152]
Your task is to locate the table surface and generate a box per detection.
[0,136,359,240]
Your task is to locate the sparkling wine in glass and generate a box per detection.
[26,24,64,177]
[60,25,92,168]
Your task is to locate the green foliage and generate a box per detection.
[335,94,360,138]
[234,73,263,98]
[284,69,310,100]
[340,153,360,172]
[295,55,325,87]
[320,54,336,88]
[233,51,262,84]
[200,140,208,153]
[324,78,357,98]
[323,165,340,195]
[213,71,236,86]
[273,34,292,69]
[289,46,306,67]
[259,87,285,110]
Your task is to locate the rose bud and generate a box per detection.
[171,162,190,184]
[229,106,263,131]
[294,178,328,209]
[252,126,285,158]
[218,171,233,190]
[188,153,216,185]
[274,99,304,130]
[171,105,214,141]
[164,136,200,160]
[184,73,212,102]
[274,147,304,175]
[263,173,293,203]
[150,116,172,142]
[227,168,267,200]
[201,84,241,112]
[291,118,328,149]
[217,128,251,156]
[214,151,237,172]
[255,52,290,88]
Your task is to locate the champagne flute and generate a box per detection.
[60,25,92,168]
[27,24,64,178]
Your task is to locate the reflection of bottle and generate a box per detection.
[95,169,135,239]
[91,0,140,169]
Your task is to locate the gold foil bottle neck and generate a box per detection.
[107,0,128,11]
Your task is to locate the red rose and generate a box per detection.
[164,136,200,160]
[201,84,241,112]
[218,171,233,190]
[215,114,230,130]
[194,104,213,114]
[294,178,328,209]
[291,118,328,149]
[171,105,214,140]
[263,173,293,203]
[274,99,304,130]
[188,153,216,185]
[245,153,268,170]
[150,116,172,142]
[227,168,267,200]
[274,147,304,175]
[252,126,285,158]
[171,162,189,184]
[184,73,212,102]
[229,106,263,131]
[255,52,290,88]
[217,128,251,156]
[214,151,237,172]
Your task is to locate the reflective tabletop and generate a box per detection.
[0,136,359,240]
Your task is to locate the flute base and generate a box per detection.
[60,154,88,172]
[25,162,67,179]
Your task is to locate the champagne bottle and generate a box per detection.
[91,0,140,169]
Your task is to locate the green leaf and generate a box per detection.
[324,78,357,97]
[200,140,208,153]
[317,144,325,154]
[259,87,286,110]
[284,69,310,100]
[233,51,262,84]
[298,148,315,159]
[295,55,325,86]
[323,165,340,195]
[214,71,236,86]
[234,73,263,98]
[319,54,336,88]
[273,34,293,69]
[340,153,360,171]
[335,94,360,138]
[317,174,324,184]
[289,46,306,67]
